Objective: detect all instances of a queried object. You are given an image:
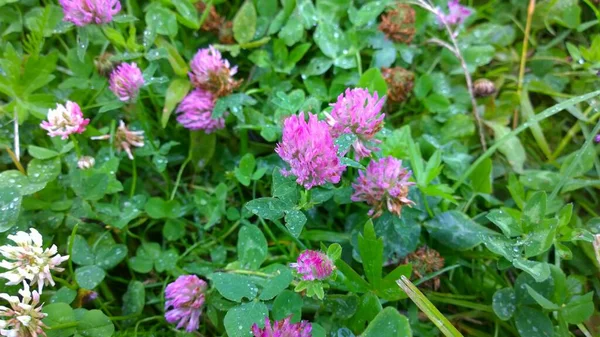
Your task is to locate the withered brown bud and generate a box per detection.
[94,52,114,76]
[218,21,235,45]
[403,246,445,290]
[473,78,497,98]
[195,1,224,32]
[379,4,416,44]
[382,67,415,103]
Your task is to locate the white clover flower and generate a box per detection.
[0,228,69,293]
[0,283,47,337]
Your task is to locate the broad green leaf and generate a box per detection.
[425,211,494,250]
[155,38,188,76]
[486,208,521,237]
[348,1,386,26]
[279,13,303,46]
[71,235,95,266]
[43,303,76,337]
[284,210,307,237]
[0,187,21,232]
[172,0,199,29]
[28,145,59,159]
[357,68,388,97]
[121,281,145,324]
[233,1,257,44]
[492,288,516,321]
[237,225,268,270]
[335,259,371,293]
[357,220,383,288]
[313,22,344,58]
[561,292,594,324]
[513,259,550,282]
[144,197,182,219]
[50,287,77,305]
[258,266,293,300]
[470,157,492,194]
[95,244,127,270]
[162,78,190,128]
[245,197,289,220]
[361,307,411,337]
[75,265,106,289]
[272,290,303,321]
[348,292,383,333]
[210,272,258,302]
[521,191,546,229]
[76,310,115,337]
[146,5,178,37]
[525,285,560,310]
[514,307,553,337]
[234,153,256,186]
[28,157,61,184]
[223,302,268,337]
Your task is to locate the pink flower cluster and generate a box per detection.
[189,46,240,96]
[164,275,207,332]
[59,0,121,26]
[176,89,225,133]
[275,113,346,189]
[252,316,312,337]
[40,101,89,139]
[436,0,472,26]
[109,62,144,102]
[327,88,385,159]
[290,250,334,281]
[352,156,415,218]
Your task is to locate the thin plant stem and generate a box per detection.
[130,157,137,198]
[13,108,19,162]
[513,0,536,129]
[70,135,82,157]
[411,0,487,150]
[171,154,192,200]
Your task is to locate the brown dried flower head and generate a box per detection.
[473,78,497,98]
[403,246,445,290]
[382,67,415,103]
[94,52,114,76]
[195,2,235,45]
[379,4,416,44]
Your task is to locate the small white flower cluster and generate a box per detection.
[0,228,69,337]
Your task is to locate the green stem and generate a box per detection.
[70,135,81,157]
[259,217,290,257]
[170,154,192,201]
[110,313,141,321]
[67,224,78,279]
[130,156,137,198]
[272,218,307,250]
[54,276,77,290]
[355,50,362,76]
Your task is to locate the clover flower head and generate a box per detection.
[164,275,207,332]
[290,250,334,281]
[275,112,346,189]
[109,62,144,102]
[77,156,96,170]
[91,120,145,160]
[252,316,312,337]
[351,156,415,218]
[0,283,47,337]
[189,45,241,96]
[327,88,385,159]
[436,0,472,26]
[0,228,69,294]
[176,89,225,133]
[40,101,89,140]
[59,0,121,26]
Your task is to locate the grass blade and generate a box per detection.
[397,276,464,337]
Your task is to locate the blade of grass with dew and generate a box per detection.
[397,276,464,337]
[452,90,600,191]
[549,121,600,201]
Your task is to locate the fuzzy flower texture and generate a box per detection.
[40,101,89,139]
[176,89,225,133]
[252,317,312,337]
[276,113,346,189]
[92,120,145,160]
[189,46,240,96]
[327,88,385,159]
[436,0,472,26]
[59,0,121,26]
[352,156,415,218]
[109,62,144,103]
[290,250,334,281]
[164,275,207,332]
[0,283,47,337]
[0,228,69,294]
